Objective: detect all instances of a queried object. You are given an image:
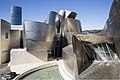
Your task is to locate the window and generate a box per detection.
[5,32,8,39]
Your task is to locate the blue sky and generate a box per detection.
[0,0,112,30]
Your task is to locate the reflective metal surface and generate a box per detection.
[58,10,66,18]
[99,0,120,58]
[11,6,22,25]
[62,45,78,77]
[72,35,94,74]
[64,32,77,44]
[54,17,82,58]
[67,12,77,19]
[72,34,117,74]
[61,18,82,44]
[0,19,11,64]
[61,18,82,34]
[58,10,77,19]
[24,21,56,61]
[47,11,61,26]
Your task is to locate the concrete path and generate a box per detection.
[0,63,10,78]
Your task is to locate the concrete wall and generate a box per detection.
[10,30,21,49]
[10,25,24,49]
[0,19,11,64]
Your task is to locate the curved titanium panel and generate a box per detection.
[58,10,77,19]
[99,0,120,58]
[61,18,82,34]
[62,45,78,77]
[72,35,94,74]
[47,11,62,26]
[11,6,22,25]
[60,18,82,44]
[72,34,117,74]
[67,12,77,19]
[24,21,56,61]
[58,10,65,18]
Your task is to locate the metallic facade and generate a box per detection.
[58,10,77,19]
[72,34,117,74]
[47,11,59,26]
[24,21,56,61]
[0,19,11,64]
[11,6,22,25]
[61,18,82,33]
[99,0,120,58]
[62,45,78,77]
[61,18,82,44]
[54,17,82,58]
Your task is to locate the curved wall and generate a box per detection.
[99,0,120,58]
[24,21,56,61]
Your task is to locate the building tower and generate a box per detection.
[10,6,23,48]
[11,6,22,25]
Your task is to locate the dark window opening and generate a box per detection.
[5,32,8,39]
